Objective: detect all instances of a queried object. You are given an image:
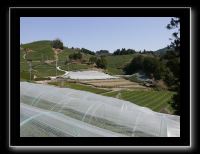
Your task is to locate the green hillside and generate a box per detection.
[21,40,76,61]
[105,54,136,75]
[20,40,82,80]
[20,40,138,80]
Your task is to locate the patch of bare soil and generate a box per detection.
[79,78,147,89]
[44,60,56,64]
[52,48,63,54]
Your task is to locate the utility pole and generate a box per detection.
[56,57,57,76]
[41,54,44,64]
[27,59,32,81]
[55,52,58,77]
[67,58,69,71]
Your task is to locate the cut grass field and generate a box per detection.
[20,61,64,80]
[103,90,175,113]
[48,81,110,94]
[59,63,93,71]
[105,54,140,75]
[47,80,174,114]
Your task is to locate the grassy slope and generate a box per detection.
[21,40,76,61]
[103,90,175,113]
[48,81,110,94]
[20,40,91,80]
[60,63,93,71]
[20,40,158,80]
[20,40,138,81]
[105,54,136,75]
[22,40,55,61]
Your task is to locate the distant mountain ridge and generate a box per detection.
[155,47,174,55]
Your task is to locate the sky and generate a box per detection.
[20,17,175,52]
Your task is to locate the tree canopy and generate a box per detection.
[69,52,83,61]
[166,17,180,52]
[96,50,110,55]
[80,48,95,55]
[113,48,136,55]
[96,56,107,69]
[123,55,165,80]
[166,17,180,115]
[89,56,98,64]
[51,39,64,50]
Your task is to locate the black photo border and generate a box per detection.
[8,7,191,151]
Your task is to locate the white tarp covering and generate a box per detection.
[65,71,118,80]
[56,66,118,80]
[20,82,180,137]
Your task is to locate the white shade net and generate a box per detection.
[56,68,119,80]
[20,82,180,137]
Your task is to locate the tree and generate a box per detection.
[89,56,97,64]
[51,39,63,50]
[68,52,83,61]
[123,55,165,80]
[166,58,180,79]
[76,52,82,60]
[113,49,121,55]
[123,55,144,74]
[166,17,180,115]
[167,17,180,53]
[113,48,136,55]
[69,54,73,61]
[162,50,177,59]
[96,50,110,55]
[81,48,95,55]
[169,84,180,115]
[163,67,175,86]
[143,56,165,80]
[143,57,155,75]
[96,56,107,69]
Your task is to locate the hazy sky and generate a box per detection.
[20,17,174,52]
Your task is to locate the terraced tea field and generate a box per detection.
[103,90,175,114]
[48,81,110,94]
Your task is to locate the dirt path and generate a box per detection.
[35,80,54,84]
[23,53,26,59]
[56,66,69,76]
